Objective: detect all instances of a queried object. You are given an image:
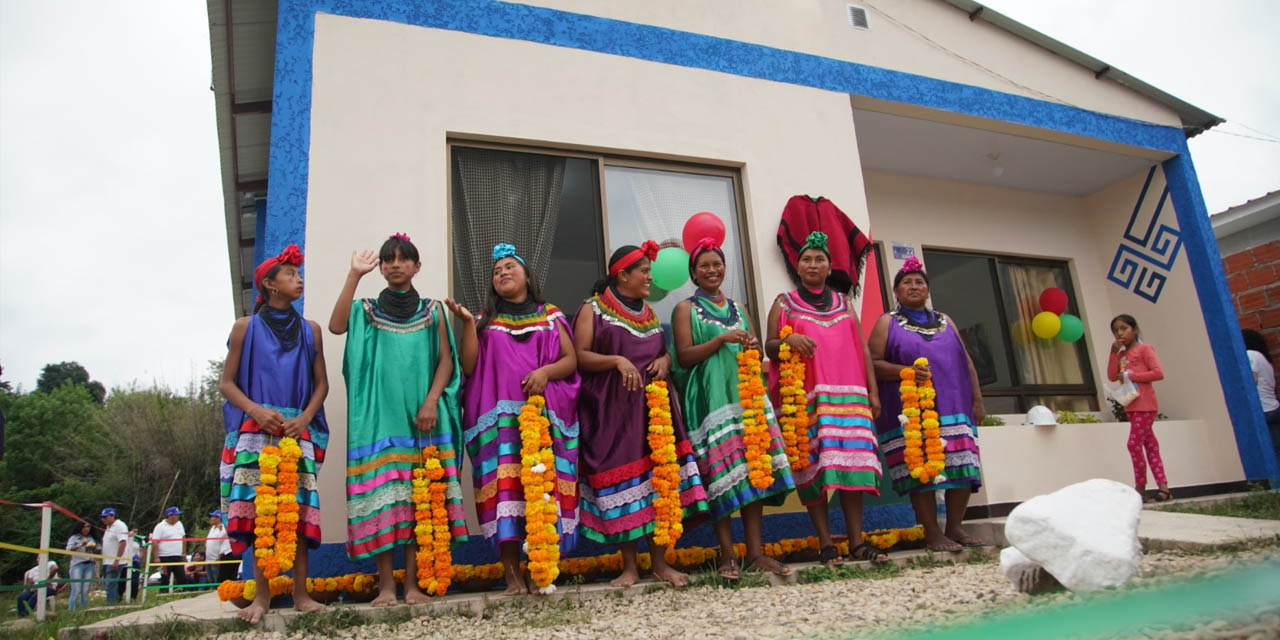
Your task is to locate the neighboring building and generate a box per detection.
[1213,190,1280,356]
[206,0,1277,563]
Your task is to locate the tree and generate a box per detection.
[36,361,106,404]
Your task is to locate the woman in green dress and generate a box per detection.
[328,234,467,606]
[671,238,795,578]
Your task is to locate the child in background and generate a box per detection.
[1107,314,1171,502]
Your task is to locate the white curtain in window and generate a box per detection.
[1001,263,1085,385]
[603,166,746,322]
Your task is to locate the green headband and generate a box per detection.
[800,231,829,254]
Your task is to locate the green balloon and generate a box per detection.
[1057,313,1085,343]
[651,247,690,291]
[647,283,670,302]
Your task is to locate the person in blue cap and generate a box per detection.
[99,507,130,603]
[205,510,236,584]
[150,507,188,588]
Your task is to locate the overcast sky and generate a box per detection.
[1,1,1277,393]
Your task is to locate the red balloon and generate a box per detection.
[682,212,726,253]
[1039,288,1068,315]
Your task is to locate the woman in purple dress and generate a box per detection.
[218,244,329,623]
[868,257,987,552]
[448,244,580,595]
[573,243,709,588]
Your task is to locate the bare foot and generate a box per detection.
[610,568,639,588]
[292,592,327,613]
[404,586,431,605]
[370,587,398,607]
[745,555,793,577]
[237,598,270,624]
[925,534,963,553]
[651,565,689,588]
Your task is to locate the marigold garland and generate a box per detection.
[411,445,452,595]
[274,437,301,575]
[736,348,774,491]
[645,380,683,548]
[253,443,281,578]
[899,357,947,484]
[520,395,560,593]
[776,326,812,471]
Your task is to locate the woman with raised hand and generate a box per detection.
[447,243,581,595]
[671,238,794,579]
[329,233,467,606]
[573,242,709,588]
[766,231,883,567]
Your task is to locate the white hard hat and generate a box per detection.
[1025,405,1057,426]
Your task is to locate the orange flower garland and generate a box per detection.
[899,357,946,484]
[776,326,812,471]
[274,437,301,575]
[645,380,683,548]
[520,395,560,593]
[253,443,281,578]
[411,445,451,595]
[736,348,774,491]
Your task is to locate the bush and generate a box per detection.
[977,415,1005,426]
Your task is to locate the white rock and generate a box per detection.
[1004,478,1142,592]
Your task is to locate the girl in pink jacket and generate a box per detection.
[1107,314,1170,502]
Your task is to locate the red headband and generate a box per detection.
[254,244,304,302]
[608,240,659,277]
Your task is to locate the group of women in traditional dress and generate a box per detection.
[217,228,989,621]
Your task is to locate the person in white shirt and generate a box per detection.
[150,506,188,587]
[204,510,234,583]
[1243,330,1280,464]
[16,561,58,617]
[99,507,129,603]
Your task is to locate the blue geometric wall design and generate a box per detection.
[1107,166,1183,303]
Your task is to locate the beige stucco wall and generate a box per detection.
[517,0,1182,128]
[863,169,1244,505]
[302,13,874,541]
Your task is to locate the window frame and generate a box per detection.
[921,247,1099,413]
[445,138,759,320]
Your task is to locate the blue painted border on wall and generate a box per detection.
[258,0,1280,572]
[1162,148,1280,483]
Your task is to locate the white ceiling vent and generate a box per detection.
[847,4,870,29]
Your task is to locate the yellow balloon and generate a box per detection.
[1010,320,1032,346]
[1031,311,1061,340]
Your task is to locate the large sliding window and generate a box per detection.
[449,143,753,322]
[922,249,1097,413]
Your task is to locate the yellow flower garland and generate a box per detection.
[274,437,301,575]
[736,348,774,491]
[645,380,683,548]
[253,443,281,578]
[411,445,451,595]
[519,395,560,593]
[899,357,946,484]
[776,326,812,471]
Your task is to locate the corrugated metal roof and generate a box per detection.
[942,0,1224,137]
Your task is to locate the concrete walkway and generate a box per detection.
[58,496,1280,639]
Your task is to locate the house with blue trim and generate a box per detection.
[207,0,1278,572]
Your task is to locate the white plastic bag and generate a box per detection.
[1105,371,1140,407]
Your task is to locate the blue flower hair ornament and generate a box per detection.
[492,243,525,264]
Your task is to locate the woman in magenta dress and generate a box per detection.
[218,244,328,623]
[766,232,883,566]
[574,242,709,587]
[448,243,580,595]
[869,257,986,552]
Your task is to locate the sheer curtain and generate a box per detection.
[1000,263,1085,385]
[451,147,566,310]
[603,166,745,322]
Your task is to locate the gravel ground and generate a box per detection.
[209,547,1280,640]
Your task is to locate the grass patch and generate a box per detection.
[1159,491,1280,521]
[796,562,903,584]
[686,569,771,591]
[285,606,367,635]
[0,590,204,640]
